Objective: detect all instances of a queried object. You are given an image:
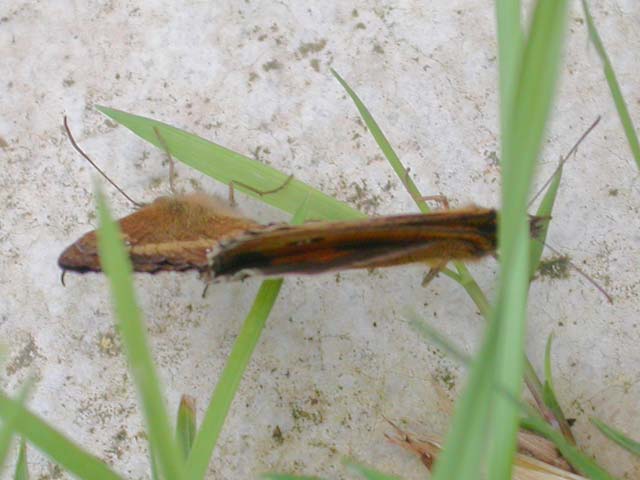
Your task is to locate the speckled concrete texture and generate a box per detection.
[1,1,639,479]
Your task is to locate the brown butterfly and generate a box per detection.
[58,197,500,279]
[59,117,508,281]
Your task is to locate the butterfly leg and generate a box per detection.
[401,167,450,211]
[398,170,452,286]
[199,269,213,298]
[421,195,450,211]
[227,174,294,207]
[421,259,448,287]
[153,126,177,196]
[420,196,450,286]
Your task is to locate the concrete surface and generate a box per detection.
[1,1,639,478]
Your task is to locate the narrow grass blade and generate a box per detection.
[495,0,524,129]
[528,114,600,253]
[409,314,616,477]
[529,165,562,278]
[543,334,575,444]
[406,310,471,365]
[331,70,484,310]
[343,459,402,480]
[13,438,28,480]
[523,164,566,430]
[186,279,283,479]
[331,69,464,282]
[543,332,559,400]
[176,395,196,460]
[0,422,13,475]
[95,186,185,480]
[522,416,615,479]
[186,199,310,479]
[590,418,640,457]
[431,326,498,479]
[581,0,640,170]
[0,391,122,480]
[0,380,32,473]
[96,106,364,221]
[330,69,429,213]
[488,0,570,477]
[150,445,160,480]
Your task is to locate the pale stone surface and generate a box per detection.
[1,1,639,479]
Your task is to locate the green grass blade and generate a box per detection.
[330,69,429,214]
[500,0,570,216]
[186,280,283,479]
[0,418,13,474]
[331,69,493,324]
[488,0,570,477]
[543,334,559,403]
[431,327,498,479]
[13,438,28,480]
[581,0,640,170]
[499,0,570,267]
[0,380,32,473]
[0,391,122,480]
[524,162,564,423]
[96,106,364,221]
[176,395,197,460]
[343,459,402,480]
[522,416,615,479]
[430,0,571,476]
[543,334,575,444]
[331,69,464,282]
[407,311,471,365]
[591,417,640,457]
[529,165,561,278]
[150,445,160,480]
[186,200,310,479]
[495,0,523,130]
[95,186,185,480]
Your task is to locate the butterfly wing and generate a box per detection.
[209,208,498,279]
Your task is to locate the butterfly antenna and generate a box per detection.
[63,117,143,208]
[529,116,601,208]
[153,126,177,196]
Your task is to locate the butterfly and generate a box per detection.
[59,116,611,303]
[58,193,502,280]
